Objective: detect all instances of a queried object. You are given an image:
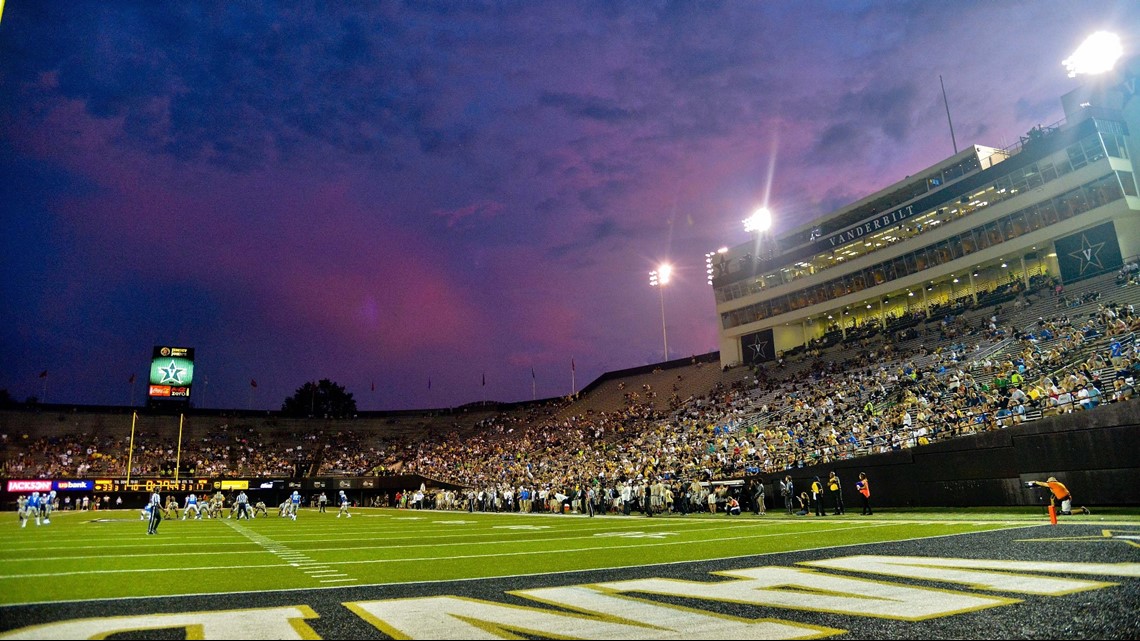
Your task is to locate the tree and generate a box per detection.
[281,379,357,418]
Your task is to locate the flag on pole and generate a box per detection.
[250,379,258,388]
[128,373,135,384]
[531,367,536,380]
[371,379,375,392]
[428,377,432,390]
[482,372,486,387]
[571,358,575,372]
[39,370,48,378]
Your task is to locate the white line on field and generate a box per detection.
[0,519,1028,567]
[0,521,905,579]
[0,522,1043,605]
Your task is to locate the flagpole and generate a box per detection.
[531,369,536,401]
[571,358,576,397]
[175,413,184,482]
[940,74,958,155]
[126,411,138,483]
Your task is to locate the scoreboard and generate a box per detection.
[94,478,212,493]
[148,346,195,400]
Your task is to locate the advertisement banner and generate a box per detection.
[6,480,53,493]
[92,478,212,493]
[54,480,94,491]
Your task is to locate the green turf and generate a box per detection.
[1,507,1131,606]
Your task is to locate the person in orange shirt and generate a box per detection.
[1031,476,1090,516]
[856,472,872,515]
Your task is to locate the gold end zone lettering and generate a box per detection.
[4,555,1138,639]
[595,566,1018,621]
[513,585,840,639]
[346,593,838,640]
[802,555,1139,595]
[0,606,321,640]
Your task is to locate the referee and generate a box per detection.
[147,490,162,535]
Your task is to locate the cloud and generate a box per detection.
[433,200,506,229]
[539,91,639,123]
[812,121,866,157]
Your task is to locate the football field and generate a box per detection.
[1,508,1138,639]
[0,507,1026,604]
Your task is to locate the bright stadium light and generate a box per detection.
[1063,31,1123,78]
[705,249,728,286]
[649,264,672,360]
[743,207,773,234]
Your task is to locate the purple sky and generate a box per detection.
[2,2,1138,411]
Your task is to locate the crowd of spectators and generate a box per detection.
[3,274,1139,512]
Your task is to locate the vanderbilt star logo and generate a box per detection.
[1018,528,1140,548]
[749,340,770,360]
[159,360,185,385]
[1068,234,1106,275]
[715,256,730,277]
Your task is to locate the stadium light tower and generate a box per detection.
[649,264,672,361]
[743,207,773,234]
[744,206,776,261]
[1063,31,1123,78]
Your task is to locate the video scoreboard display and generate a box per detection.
[148,346,195,400]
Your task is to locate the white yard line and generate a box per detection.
[5,516,1028,563]
[0,523,1045,608]
[0,521,921,579]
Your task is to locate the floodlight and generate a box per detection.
[1063,31,1123,78]
[743,208,772,233]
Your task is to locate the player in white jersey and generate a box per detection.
[183,493,201,520]
[336,490,352,518]
[164,495,180,519]
[17,495,29,528]
[210,492,226,519]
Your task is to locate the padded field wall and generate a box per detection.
[781,400,1140,507]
